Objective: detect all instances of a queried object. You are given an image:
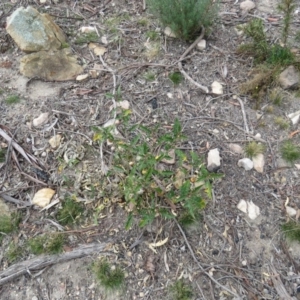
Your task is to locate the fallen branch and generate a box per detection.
[178,27,209,94]
[0,242,110,286]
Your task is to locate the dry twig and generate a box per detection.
[0,242,111,286]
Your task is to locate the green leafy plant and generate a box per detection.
[170,279,193,300]
[93,259,125,291]
[169,72,183,85]
[278,0,297,45]
[280,140,300,164]
[274,116,289,129]
[57,196,84,226]
[244,141,265,158]
[5,94,20,105]
[93,111,222,229]
[282,221,300,242]
[147,0,219,40]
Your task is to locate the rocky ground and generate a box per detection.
[0,0,300,299]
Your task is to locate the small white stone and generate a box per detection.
[288,110,300,125]
[240,0,256,12]
[228,143,243,154]
[207,148,221,171]
[76,74,89,81]
[252,153,264,173]
[164,27,176,38]
[197,39,206,51]
[238,158,253,170]
[211,81,223,95]
[286,206,297,217]
[254,133,261,138]
[40,0,46,3]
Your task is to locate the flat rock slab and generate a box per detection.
[20,49,84,81]
[6,6,66,53]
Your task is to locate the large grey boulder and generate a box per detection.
[6,6,66,53]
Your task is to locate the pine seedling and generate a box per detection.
[93,259,125,291]
[147,0,219,41]
[169,72,183,85]
[280,140,300,164]
[5,95,20,105]
[274,117,289,129]
[170,279,193,300]
[57,196,84,226]
[282,221,300,242]
[244,141,265,158]
[278,0,297,45]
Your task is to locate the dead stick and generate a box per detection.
[178,28,209,93]
[0,242,110,286]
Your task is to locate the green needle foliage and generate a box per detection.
[169,72,183,85]
[282,221,300,242]
[278,0,297,45]
[93,260,125,291]
[280,140,300,164]
[0,149,6,163]
[57,196,84,226]
[5,95,20,105]
[147,0,219,40]
[170,280,193,300]
[28,234,64,255]
[244,141,265,158]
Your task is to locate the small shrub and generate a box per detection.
[57,196,84,226]
[282,221,300,242]
[5,95,20,105]
[280,140,300,164]
[169,72,183,85]
[170,279,193,300]
[147,0,219,40]
[244,141,265,158]
[93,259,125,291]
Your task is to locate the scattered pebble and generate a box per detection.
[238,158,253,170]
[207,148,221,171]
